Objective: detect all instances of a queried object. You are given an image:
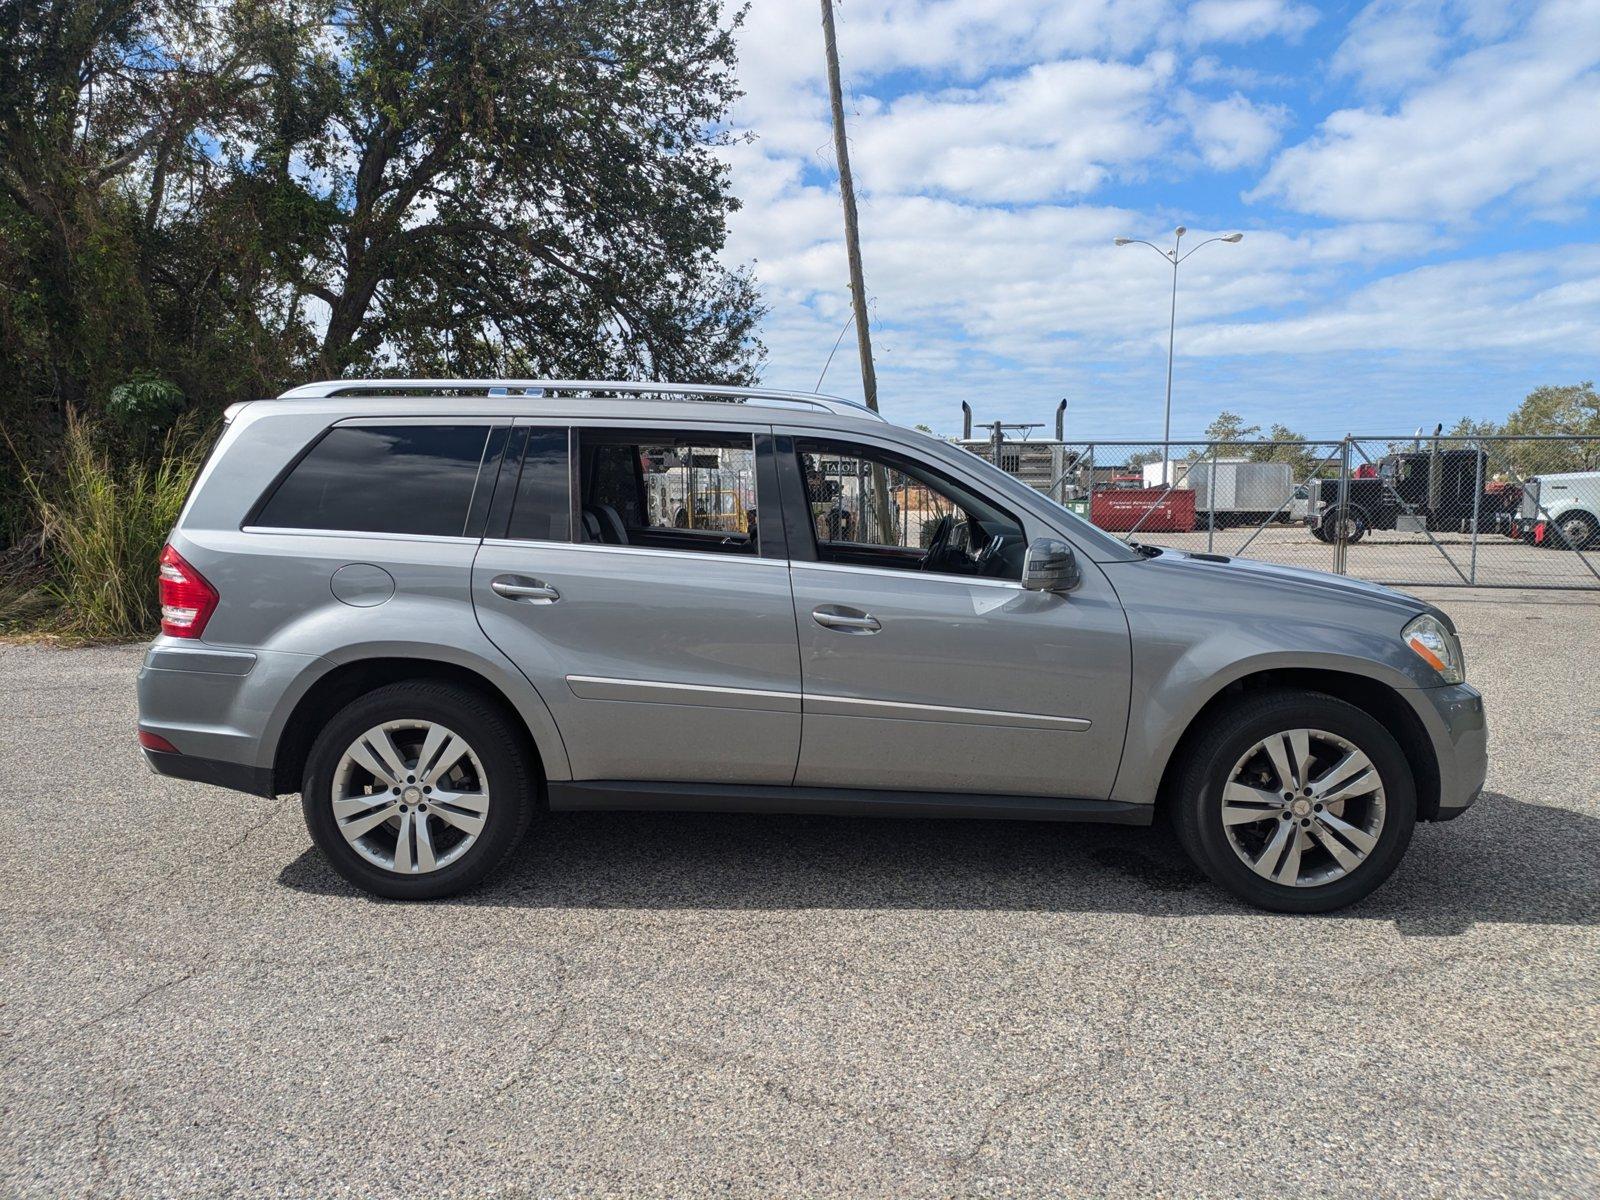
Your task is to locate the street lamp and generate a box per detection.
[1115,226,1244,484]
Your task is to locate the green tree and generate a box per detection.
[241,0,764,382]
[1202,411,1260,446]
[1,0,766,554]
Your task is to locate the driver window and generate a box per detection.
[795,439,1025,580]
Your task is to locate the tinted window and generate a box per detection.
[578,430,759,555]
[504,429,571,542]
[255,425,491,536]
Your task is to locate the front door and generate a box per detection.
[472,421,802,784]
[781,434,1131,799]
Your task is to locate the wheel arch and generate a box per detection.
[269,655,561,798]
[1150,668,1442,822]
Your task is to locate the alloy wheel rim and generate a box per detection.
[1221,727,1386,888]
[331,720,490,875]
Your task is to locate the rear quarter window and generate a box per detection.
[252,424,492,537]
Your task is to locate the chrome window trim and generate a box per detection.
[480,539,784,568]
[240,526,481,545]
[791,559,1025,591]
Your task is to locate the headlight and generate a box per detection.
[1403,614,1464,684]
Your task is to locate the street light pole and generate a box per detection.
[1115,226,1243,485]
[1162,228,1181,483]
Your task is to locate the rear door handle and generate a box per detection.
[491,576,560,604]
[812,605,880,633]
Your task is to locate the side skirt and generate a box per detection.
[547,780,1153,825]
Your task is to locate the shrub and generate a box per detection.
[6,411,211,641]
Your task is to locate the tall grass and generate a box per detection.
[6,412,211,641]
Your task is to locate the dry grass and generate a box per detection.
[3,412,210,642]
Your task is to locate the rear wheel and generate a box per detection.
[1171,690,1416,912]
[302,681,535,899]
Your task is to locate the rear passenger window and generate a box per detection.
[254,425,492,537]
[577,430,759,555]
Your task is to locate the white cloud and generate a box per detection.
[1184,0,1317,44]
[1331,0,1452,94]
[1187,246,1600,356]
[1181,91,1289,169]
[1250,0,1600,221]
[851,56,1177,202]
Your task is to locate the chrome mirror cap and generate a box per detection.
[1022,538,1081,592]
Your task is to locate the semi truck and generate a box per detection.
[1513,470,1600,549]
[1307,445,1519,543]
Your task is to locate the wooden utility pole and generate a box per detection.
[819,0,897,545]
[819,0,878,415]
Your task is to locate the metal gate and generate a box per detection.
[959,434,1600,590]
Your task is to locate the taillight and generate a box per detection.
[138,730,180,753]
[159,544,219,638]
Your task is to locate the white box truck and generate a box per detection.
[1142,458,1296,526]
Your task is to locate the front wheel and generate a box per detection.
[1318,507,1367,544]
[302,681,536,899]
[1171,690,1416,912]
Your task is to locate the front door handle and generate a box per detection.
[812,605,880,633]
[491,576,560,604]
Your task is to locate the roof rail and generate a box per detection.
[275,378,886,422]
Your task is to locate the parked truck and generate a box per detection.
[1142,458,1296,527]
[1307,445,1519,543]
[1513,470,1600,549]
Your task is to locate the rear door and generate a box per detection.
[777,431,1131,799]
[471,419,802,785]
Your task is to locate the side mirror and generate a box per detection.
[1022,537,1080,593]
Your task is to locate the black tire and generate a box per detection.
[1171,689,1416,913]
[1551,512,1596,551]
[301,681,536,900]
[1318,507,1367,545]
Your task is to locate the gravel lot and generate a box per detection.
[2,588,1596,1199]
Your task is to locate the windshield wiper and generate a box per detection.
[1127,541,1164,558]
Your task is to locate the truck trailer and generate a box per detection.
[1142,458,1296,527]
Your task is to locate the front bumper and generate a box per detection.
[1411,682,1488,819]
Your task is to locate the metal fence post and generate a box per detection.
[1207,441,1217,554]
[1085,444,1096,523]
[1335,436,1352,575]
[1469,444,1484,585]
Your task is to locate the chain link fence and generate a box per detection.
[959,434,1600,590]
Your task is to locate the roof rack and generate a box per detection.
[275,378,886,422]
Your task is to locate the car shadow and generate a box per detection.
[278,791,1599,935]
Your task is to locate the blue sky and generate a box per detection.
[721,0,1600,438]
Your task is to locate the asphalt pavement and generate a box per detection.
[1,588,1596,1198]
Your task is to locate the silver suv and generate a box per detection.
[137,380,1487,912]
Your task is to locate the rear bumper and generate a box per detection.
[136,639,321,787]
[142,748,278,798]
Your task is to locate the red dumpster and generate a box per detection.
[1090,488,1196,532]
